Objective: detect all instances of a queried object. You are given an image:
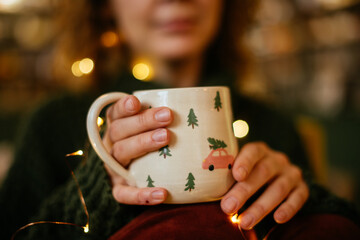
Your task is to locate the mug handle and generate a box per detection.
[86,92,137,186]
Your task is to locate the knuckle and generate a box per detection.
[136,134,150,147]
[242,141,267,160]
[276,152,289,166]
[137,112,148,126]
[243,142,259,154]
[108,123,118,142]
[303,187,310,201]
[276,180,290,197]
[106,106,113,120]
[112,100,123,117]
[111,142,127,165]
[112,186,123,203]
[235,184,251,197]
[241,154,252,167]
[257,141,268,150]
[252,203,266,216]
[137,190,150,205]
[257,161,271,179]
[292,166,303,181]
[241,143,259,163]
[298,184,310,203]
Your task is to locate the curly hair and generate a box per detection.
[53,0,259,89]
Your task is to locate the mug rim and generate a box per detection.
[133,85,229,94]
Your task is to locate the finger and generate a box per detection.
[112,128,170,166]
[233,142,268,181]
[108,107,173,142]
[221,156,281,215]
[107,95,141,121]
[273,181,309,224]
[104,163,128,186]
[112,184,167,205]
[238,167,302,229]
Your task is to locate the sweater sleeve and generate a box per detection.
[0,96,83,239]
[24,149,143,240]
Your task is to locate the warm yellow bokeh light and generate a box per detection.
[0,0,22,7]
[101,31,119,47]
[231,214,240,224]
[71,58,94,77]
[79,58,94,74]
[132,63,152,81]
[71,61,83,77]
[66,150,84,157]
[97,117,104,128]
[233,120,249,138]
[83,223,89,233]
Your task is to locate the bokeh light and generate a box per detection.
[132,62,153,81]
[79,58,94,74]
[71,58,94,77]
[101,31,119,48]
[66,150,84,157]
[97,117,104,128]
[71,61,83,77]
[231,213,240,224]
[233,120,249,138]
[83,223,89,233]
[0,0,22,10]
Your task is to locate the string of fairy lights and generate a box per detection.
[10,116,248,239]
[11,149,89,240]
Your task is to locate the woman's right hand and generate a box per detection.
[102,95,173,205]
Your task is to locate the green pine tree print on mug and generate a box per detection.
[214,91,222,111]
[159,145,172,158]
[146,175,155,187]
[187,108,199,129]
[184,172,195,192]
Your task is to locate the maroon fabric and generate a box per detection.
[109,202,360,240]
[267,214,360,240]
[109,202,256,240]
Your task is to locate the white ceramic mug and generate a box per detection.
[87,86,238,203]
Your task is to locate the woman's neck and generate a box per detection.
[150,56,203,88]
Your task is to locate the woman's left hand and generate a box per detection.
[220,142,309,230]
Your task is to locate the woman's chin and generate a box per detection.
[152,42,203,62]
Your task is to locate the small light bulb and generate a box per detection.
[231,214,240,224]
[97,117,104,127]
[66,150,84,157]
[83,223,89,233]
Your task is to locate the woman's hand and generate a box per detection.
[103,95,173,205]
[220,142,309,230]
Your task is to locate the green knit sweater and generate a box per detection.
[1,73,358,239]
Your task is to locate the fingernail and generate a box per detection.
[125,98,135,111]
[151,190,165,200]
[275,210,287,223]
[223,197,238,214]
[237,167,247,181]
[155,109,171,122]
[240,214,254,229]
[152,129,167,142]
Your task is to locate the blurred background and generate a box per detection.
[0,0,359,209]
